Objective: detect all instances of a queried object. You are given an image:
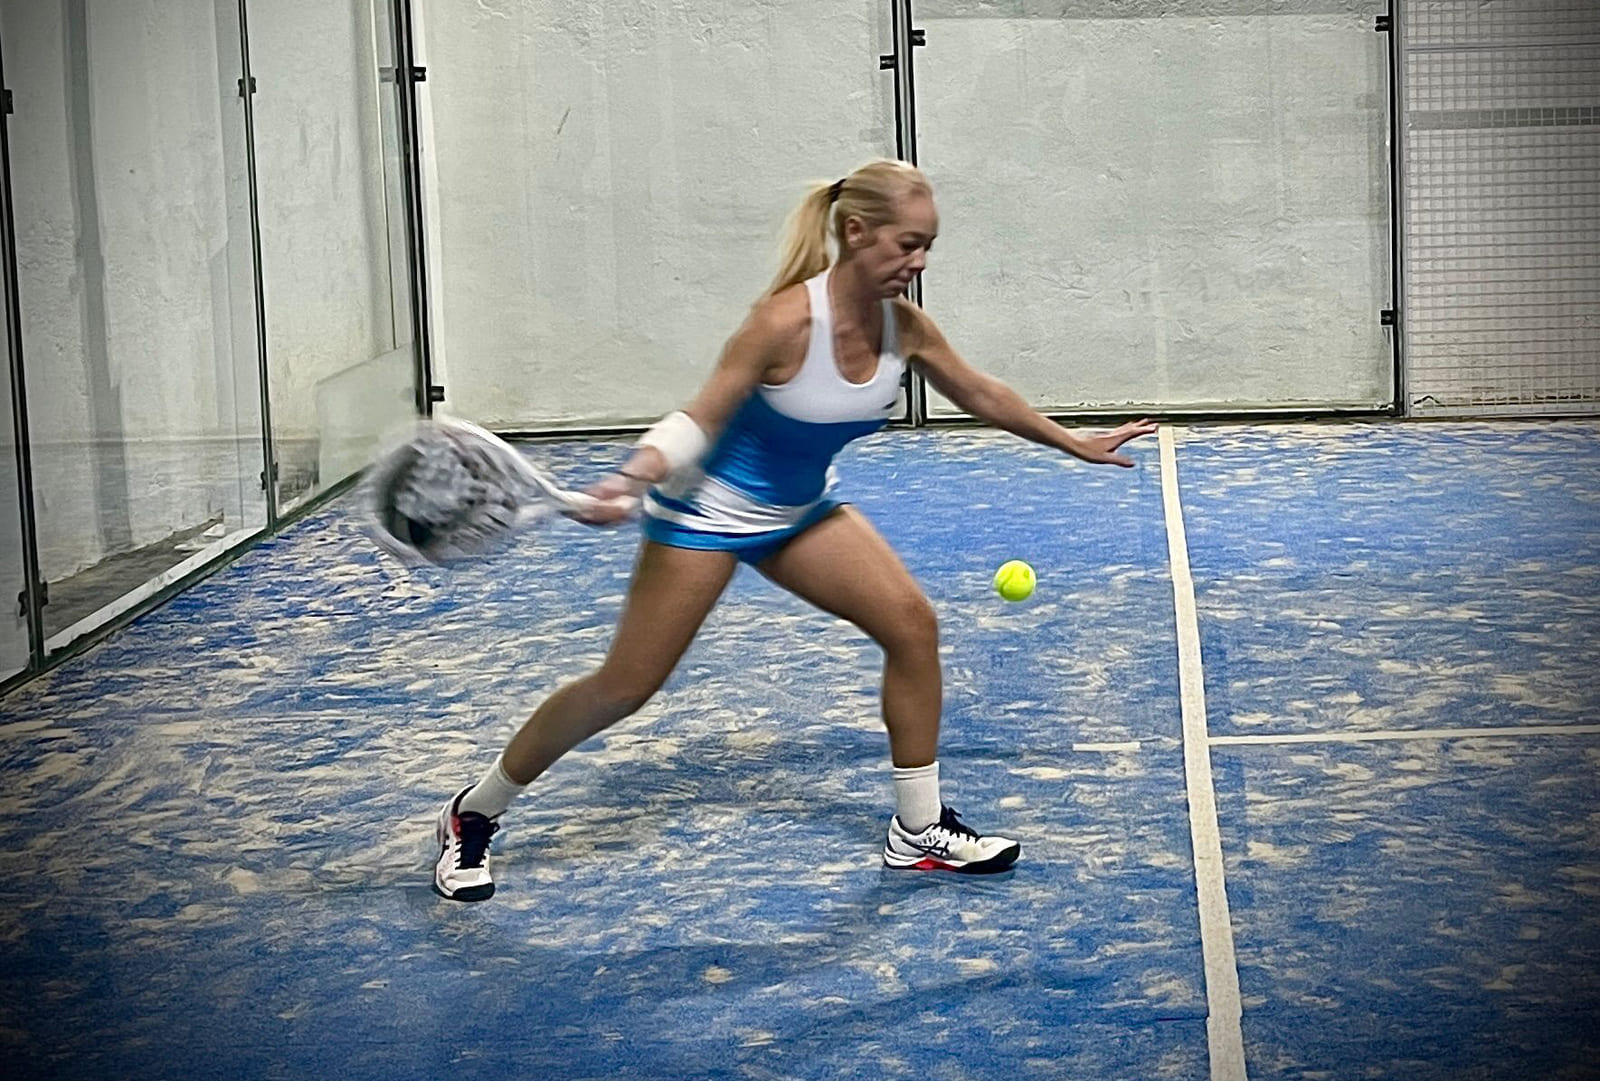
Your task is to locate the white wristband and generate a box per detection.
[637,410,708,475]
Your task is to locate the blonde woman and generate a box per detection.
[435,159,1155,901]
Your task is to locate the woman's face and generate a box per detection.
[846,190,939,298]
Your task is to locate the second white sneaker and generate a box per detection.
[434,785,498,902]
[883,805,1020,874]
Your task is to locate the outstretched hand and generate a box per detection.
[1076,418,1159,467]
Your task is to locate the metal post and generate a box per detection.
[889,0,927,425]
[391,0,439,416]
[1385,0,1408,415]
[889,0,919,169]
[0,35,47,669]
[235,0,279,523]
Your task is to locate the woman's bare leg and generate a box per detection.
[755,507,1019,873]
[500,541,738,784]
[756,507,941,768]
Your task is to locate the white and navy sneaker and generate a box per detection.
[434,786,498,902]
[883,805,1021,874]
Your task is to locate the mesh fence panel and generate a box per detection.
[1403,0,1600,415]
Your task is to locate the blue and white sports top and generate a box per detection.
[644,268,905,535]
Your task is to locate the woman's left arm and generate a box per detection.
[896,300,1156,467]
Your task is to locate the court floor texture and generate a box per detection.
[1,421,1596,1081]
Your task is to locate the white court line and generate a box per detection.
[1212,724,1600,747]
[1159,425,1248,1081]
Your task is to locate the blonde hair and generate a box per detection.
[762,159,932,301]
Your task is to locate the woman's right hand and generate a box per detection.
[566,473,644,526]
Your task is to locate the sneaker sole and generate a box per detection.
[883,842,1021,875]
[433,879,495,902]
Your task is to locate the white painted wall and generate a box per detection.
[415,0,896,428]
[918,0,1393,413]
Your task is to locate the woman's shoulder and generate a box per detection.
[889,295,932,351]
[746,283,812,346]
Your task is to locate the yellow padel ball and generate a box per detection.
[993,559,1036,602]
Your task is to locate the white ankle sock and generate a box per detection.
[457,758,525,819]
[892,761,941,833]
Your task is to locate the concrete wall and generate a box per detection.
[918,0,1392,413]
[415,0,895,427]
[419,0,1391,423]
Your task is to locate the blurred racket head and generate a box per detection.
[365,417,552,566]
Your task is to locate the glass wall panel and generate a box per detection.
[1,33,28,684]
[417,0,897,428]
[375,2,417,370]
[0,381,27,682]
[3,0,267,653]
[248,0,417,513]
[0,244,29,684]
[917,0,1393,414]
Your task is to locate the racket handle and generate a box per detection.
[556,491,640,522]
[554,489,598,515]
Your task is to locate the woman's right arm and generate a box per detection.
[569,290,803,524]
[613,289,805,487]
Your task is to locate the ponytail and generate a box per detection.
[763,181,837,301]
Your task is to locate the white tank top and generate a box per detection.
[643,267,906,533]
[760,268,906,423]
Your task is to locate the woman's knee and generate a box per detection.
[583,665,665,720]
[872,593,940,656]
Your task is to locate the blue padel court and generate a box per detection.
[2,421,1598,1080]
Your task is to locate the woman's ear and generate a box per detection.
[841,214,872,251]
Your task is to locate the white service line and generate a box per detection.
[1212,724,1600,747]
[1159,425,1247,1081]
